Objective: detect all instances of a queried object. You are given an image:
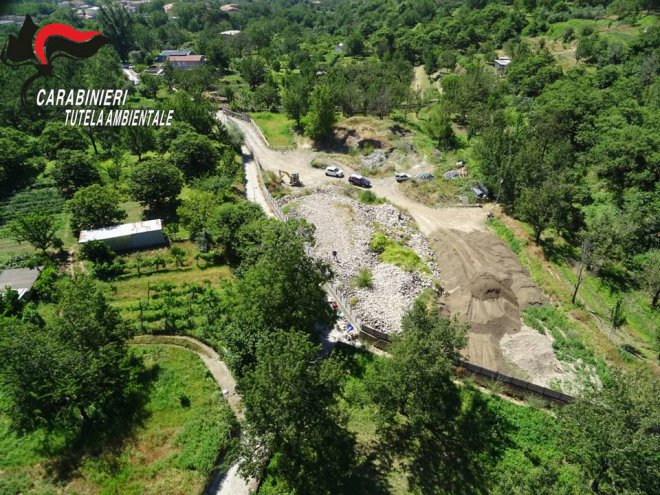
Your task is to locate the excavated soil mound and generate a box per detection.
[468,273,518,304]
[429,228,546,375]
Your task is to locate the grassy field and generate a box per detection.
[0,345,237,495]
[249,112,296,148]
[107,241,233,335]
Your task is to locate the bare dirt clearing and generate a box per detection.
[429,229,546,371]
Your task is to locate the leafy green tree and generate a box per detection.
[155,121,196,155]
[254,81,280,112]
[366,299,501,495]
[169,91,215,135]
[139,74,160,98]
[214,219,331,374]
[515,181,580,244]
[437,50,458,70]
[151,255,167,272]
[0,288,23,317]
[122,125,156,161]
[67,184,127,234]
[633,250,660,308]
[304,84,336,141]
[40,122,87,159]
[236,56,268,89]
[99,0,134,61]
[441,64,497,127]
[32,263,60,301]
[79,239,116,264]
[206,38,230,71]
[170,131,220,179]
[177,190,220,241]
[7,213,62,253]
[51,150,100,197]
[346,31,366,57]
[169,246,186,268]
[425,103,456,150]
[0,127,37,185]
[130,158,183,210]
[107,150,125,186]
[506,47,562,97]
[0,276,139,432]
[590,117,659,198]
[208,201,265,261]
[163,60,174,90]
[559,368,659,495]
[239,331,355,494]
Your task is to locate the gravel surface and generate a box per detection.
[280,186,440,334]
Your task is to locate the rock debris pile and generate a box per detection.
[279,186,440,334]
[361,150,387,170]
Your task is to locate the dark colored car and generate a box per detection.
[348,174,372,188]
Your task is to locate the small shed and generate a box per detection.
[0,267,42,300]
[79,219,166,252]
[494,56,512,73]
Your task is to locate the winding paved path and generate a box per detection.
[131,335,257,495]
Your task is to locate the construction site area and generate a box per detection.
[222,111,587,392]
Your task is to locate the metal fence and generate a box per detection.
[458,361,575,404]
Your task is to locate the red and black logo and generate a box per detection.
[1,15,110,107]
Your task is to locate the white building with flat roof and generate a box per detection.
[79,219,166,251]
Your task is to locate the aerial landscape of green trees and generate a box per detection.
[0,0,658,494]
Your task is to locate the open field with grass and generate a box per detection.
[107,242,233,335]
[0,345,237,495]
[249,112,296,148]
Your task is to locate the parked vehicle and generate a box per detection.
[325,166,344,178]
[395,172,411,183]
[471,183,490,199]
[348,174,372,188]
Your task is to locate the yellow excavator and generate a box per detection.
[278,170,303,187]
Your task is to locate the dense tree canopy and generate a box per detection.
[559,369,660,495]
[67,184,127,234]
[130,158,183,210]
[0,277,139,433]
[51,150,100,197]
[366,300,504,495]
[240,331,355,494]
[7,213,62,253]
[169,131,221,179]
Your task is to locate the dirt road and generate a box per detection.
[223,113,562,383]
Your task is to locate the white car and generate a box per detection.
[325,166,344,178]
[395,172,412,183]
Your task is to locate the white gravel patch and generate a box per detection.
[280,186,440,334]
